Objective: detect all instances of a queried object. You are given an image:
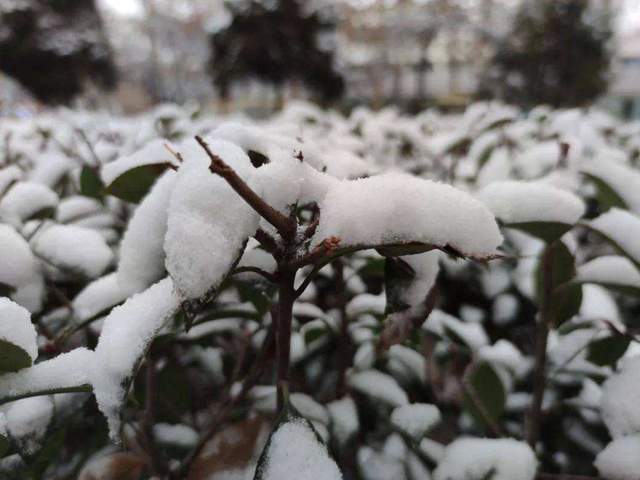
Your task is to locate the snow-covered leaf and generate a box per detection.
[0,298,37,374]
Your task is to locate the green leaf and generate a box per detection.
[582,172,628,211]
[104,163,170,204]
[535,242,582,325]
[462,361,506,430]
[0,432,8,457]
[384,257,416,314]
[587,335,631,368]
[27,206,55,222]
[506,221,573,243]
[0,339,32,374]
[376,243,436,257]
[79,165,105,200]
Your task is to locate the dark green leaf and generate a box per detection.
[587,335,631,368]
[27,206,55,222]
[376,243,436,257]
[79,165,104,200]
[0,432,8,457]
[462,361,506,430]
[384,257,415,314]
[582,172,627,211]
[506,221,572,243]
[104,163,170,204]
[0,339,32,374]
[0,282,16,297]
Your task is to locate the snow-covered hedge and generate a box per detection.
[1,101,639,479]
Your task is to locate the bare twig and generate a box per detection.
[289,236,341,270]
[195,135,296,240]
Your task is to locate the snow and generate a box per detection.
[348,369,409,407]
[101,139,177,185]
[0,215,44,312]
[313,173,502,259]
[357,445,405,480]
[0,348,93,402]
[588,209,640,266]
[0,165,22,196]
[582,160,640,214]
[117,170,176,295]
[576,255,640,290]
[433,438,537,480]
[5,396,53,455]
[346,293,386,318]
[328,396,359,446]
[595,435,640,480]
[55,196,102,224]
[397,251,440,308]
[153,423,198,447]
[71,273,128,322]
[390,403,441,439]
[32,224,113,279]
[477,180,585,226]
[0,297,38,364]
[601,356,640,438]
[93,277,180,438]
[164,138,259,300]
[424,309,489,351]
[0,181,58,226]
[259,418,342,480]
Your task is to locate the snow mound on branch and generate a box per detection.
[390,403,440,439]
[583,160,640,214]
[348,369,409,407]
[71,273,128,323]
[101,139,177,185]
[313,173,502,258]
[0,182,58,226]
[117,170,177,295]
[0,348,93,402]
[595,435,640,480]
[477,180,585,225]
[93,277,180,438]
[260,419,342,480]
[576,255,640,290]
[0,298,38,363]
[6,396,54,455]
[32,224,113,279]
[164,138,259,300]
[588,209,640,265]
[434,438,537,480]
[0,224,44,312]
[601,356,640,438]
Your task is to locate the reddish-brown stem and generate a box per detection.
[276,267,296,410]
[142,356,165,476]
[195,135,296,240]
[333,259,351,398]
[527,242,556,447]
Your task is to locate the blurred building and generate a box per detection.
[607,28,640,119]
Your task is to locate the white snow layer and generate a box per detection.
[348,369,409,407]
[313,173,502,258]
[164,139,259,300]
[576,255,640,290]
[32,224,113,278]
[93,277,180,438]
[433,438,537,480]
[71,273,128,322]
[101,139,177,185]
[328,396,359,446]
[0,182,58,226]
[601,356,640,438]
[0,348,93,401]
[588,208,640,266]
[260,418,342,480]
[583,160,640,214]
[117,170,176,295]
[390,403,441,439]
[477,180,585,225]
[0,297,38,363]
[595,434,640,480]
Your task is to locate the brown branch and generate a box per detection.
[254,228,280,255]
[527,242,555,447]
[289,236,341,270]
[195,135,296,240]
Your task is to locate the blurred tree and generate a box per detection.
[479,0,611,107]
[0,0,116,104]
[209,0,344,105]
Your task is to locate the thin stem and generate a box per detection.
[142,356,165,476]
[527,242,556,447]
[276,267,296,411]
[333,259,350,398]
[195,135,296,240]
